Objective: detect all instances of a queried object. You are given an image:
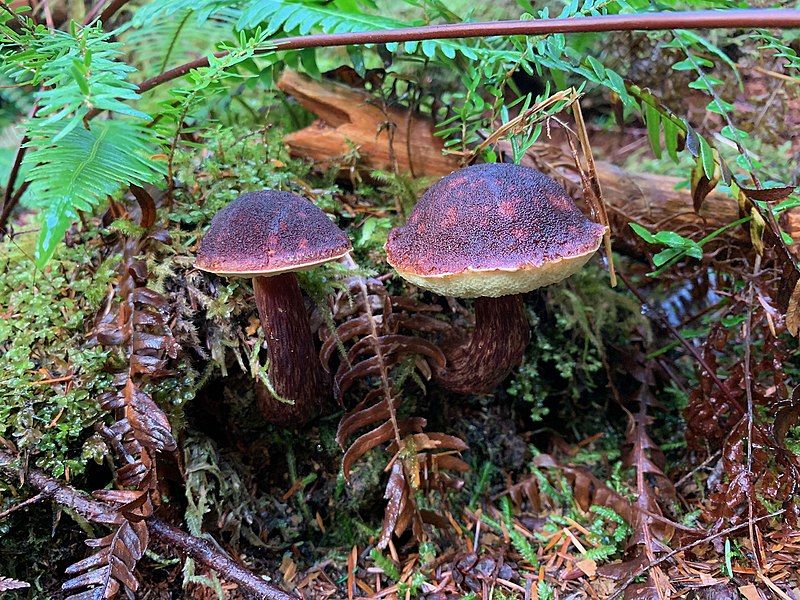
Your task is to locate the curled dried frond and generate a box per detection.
[67,198,180,599]
[0,576,30,592]
[323,264,467,547]
[687,318,800,527]
[596,372,676,598]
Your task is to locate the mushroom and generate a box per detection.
[196,190,351,426]
[385,163,606,394]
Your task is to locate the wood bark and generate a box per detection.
[277,70,799,246]
[278,69,459,179]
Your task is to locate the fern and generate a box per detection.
[370,548,400,581]
[2,15,162,265]
[1,20,149,140]
[136,0,518,64]
[124,7,240,79]
[22,121,165,266]
[500,497,539,567]
[236,0,522,63]
[752,30,800,77]
[131,0,235,26]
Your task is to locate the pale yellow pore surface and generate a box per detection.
[392,247,600,299]
[195,250,350,278]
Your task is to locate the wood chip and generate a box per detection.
[739,584,763,600]
[576,558,598,577]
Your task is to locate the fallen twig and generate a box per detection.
[0,448,298,600]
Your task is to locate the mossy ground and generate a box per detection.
[0,116,682,598]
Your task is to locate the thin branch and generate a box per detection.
[98,0,131,25]
[743,254,764,569]
[0,490,47,520]
[149,520,298,600]
[0,448,298,600]
[137,10,800,94]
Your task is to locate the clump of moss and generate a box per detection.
[0,234,119,477]
[507,264,646,426]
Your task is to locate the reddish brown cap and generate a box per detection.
[385,163,606,298]
[196,191,351,277]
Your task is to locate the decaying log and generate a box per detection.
[277,70,799,245]
[278,69,459,178]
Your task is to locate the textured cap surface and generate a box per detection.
[196,191,351,277]
[385,163,606,298]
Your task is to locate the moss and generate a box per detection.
[0,234,119,477]
[507,264,646,426]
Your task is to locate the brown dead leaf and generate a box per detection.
[740,185,796,202]
[786,279,800,336]
[280,554,297,583]
[691,152,720,213]
[245,317,260,336]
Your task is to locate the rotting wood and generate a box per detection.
[277,70,800,247]
[278,69,458,178]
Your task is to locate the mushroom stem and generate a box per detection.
[434,295,530,394]
[253,273,326,426]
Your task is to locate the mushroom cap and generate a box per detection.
[196,190,352,277]
[385,163,606,298]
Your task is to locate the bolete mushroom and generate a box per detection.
[196,190,351,426]
[385,163,606,394]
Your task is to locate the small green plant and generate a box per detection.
[0,234,118,477]
[370,548,400,581]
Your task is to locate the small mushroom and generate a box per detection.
[385,163,606,394]
[196,190,351,426]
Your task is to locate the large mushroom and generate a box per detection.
[196,190,351,426]
[385,163,606,395]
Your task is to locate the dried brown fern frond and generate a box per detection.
[322,258,467,547]
[598,368,676,600]
[0,576,30,592]
[66,191,179,599]
[687,316,800,529]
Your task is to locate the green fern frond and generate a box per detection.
[124,7,240,79]
[131,0,236,26]
[22,121,166,266]
[752,30,800,77]
[239,0,521,62]
[2,21,149,140]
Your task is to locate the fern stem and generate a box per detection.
[137,9,800,95]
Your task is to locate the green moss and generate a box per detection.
[0,235,118,477]
[507,264,646,425]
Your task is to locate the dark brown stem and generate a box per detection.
[0,448,298,600]
[137,9,800,95]
[253,273,327,426]
[434,295,530,394]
